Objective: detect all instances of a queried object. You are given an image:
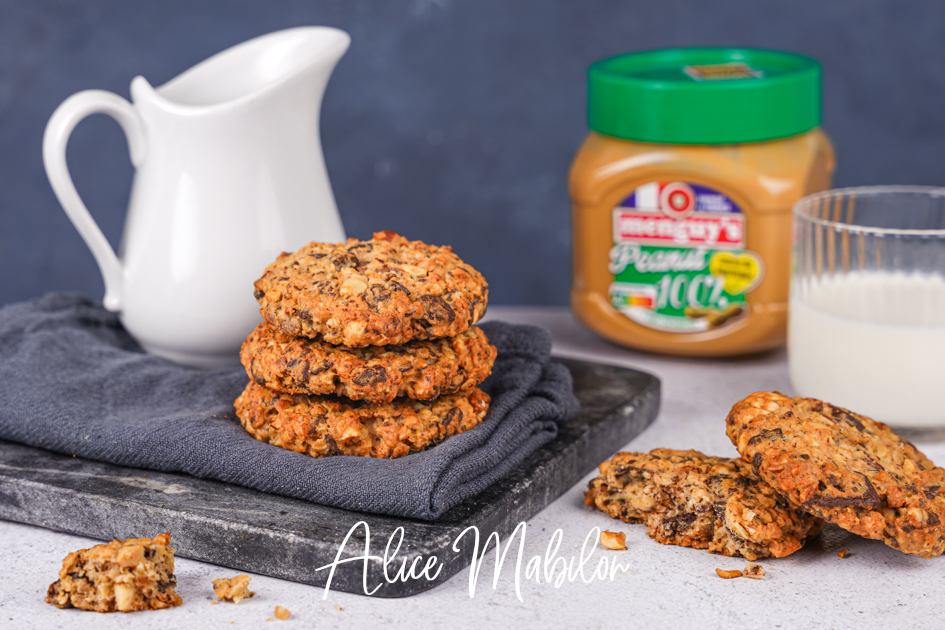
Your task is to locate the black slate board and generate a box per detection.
[0,358,658,598]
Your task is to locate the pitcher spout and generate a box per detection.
[144,26,350,111]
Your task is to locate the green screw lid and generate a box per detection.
[588,48,822,144]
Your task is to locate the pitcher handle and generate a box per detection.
[42,90,147,312]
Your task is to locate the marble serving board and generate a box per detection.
[0,358,659,598]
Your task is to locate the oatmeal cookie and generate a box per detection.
[253,231,489,347]
[726,392,945,558]
[241,323,496,403]
[46,533,183,612]
[585,449,823,560]
[234,381,490,459]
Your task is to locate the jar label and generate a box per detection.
[608,181,764,333]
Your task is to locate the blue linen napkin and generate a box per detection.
[0,293,578,520]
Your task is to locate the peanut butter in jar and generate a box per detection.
[570,48,835,357]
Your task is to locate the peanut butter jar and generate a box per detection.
[570,48,834,357]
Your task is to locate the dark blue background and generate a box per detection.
[2,0,944,307]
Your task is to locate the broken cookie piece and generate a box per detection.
[585,449,823,560]
[212,574,255,603]
[46,533,183,612]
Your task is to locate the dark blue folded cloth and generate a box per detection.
[0,293,578,520]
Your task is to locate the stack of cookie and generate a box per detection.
[234,231,497,459]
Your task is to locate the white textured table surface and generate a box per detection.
[3,306,944,630]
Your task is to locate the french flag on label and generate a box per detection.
[629,182,663,212]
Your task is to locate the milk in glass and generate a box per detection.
[789,271,945,427]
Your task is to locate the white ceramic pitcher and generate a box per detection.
[43,27,349,368]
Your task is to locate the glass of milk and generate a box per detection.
[789,186,945,436]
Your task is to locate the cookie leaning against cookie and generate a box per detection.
[241,322,497,403]
[585,449,823,560]
[253,231,489,347]
[727,392,945,558]
[235,381,490,459]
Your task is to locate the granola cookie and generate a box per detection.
[234,382,490,459]
[585,449,823,560]
[253,231,488,347]
[240,323,496,403]
[46,533,183,612]
[726,392,945,558]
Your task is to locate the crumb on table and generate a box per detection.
[600,530,627,550]
[744,562,766,579]
[212,575,255,604]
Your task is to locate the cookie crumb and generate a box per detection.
[716,568,743,579]
[275,606,290,620]
[600,530,627,550]
[212,575,255,603]
[838,548,852,558]
[211,600,219,605]
[743,562,765,579]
